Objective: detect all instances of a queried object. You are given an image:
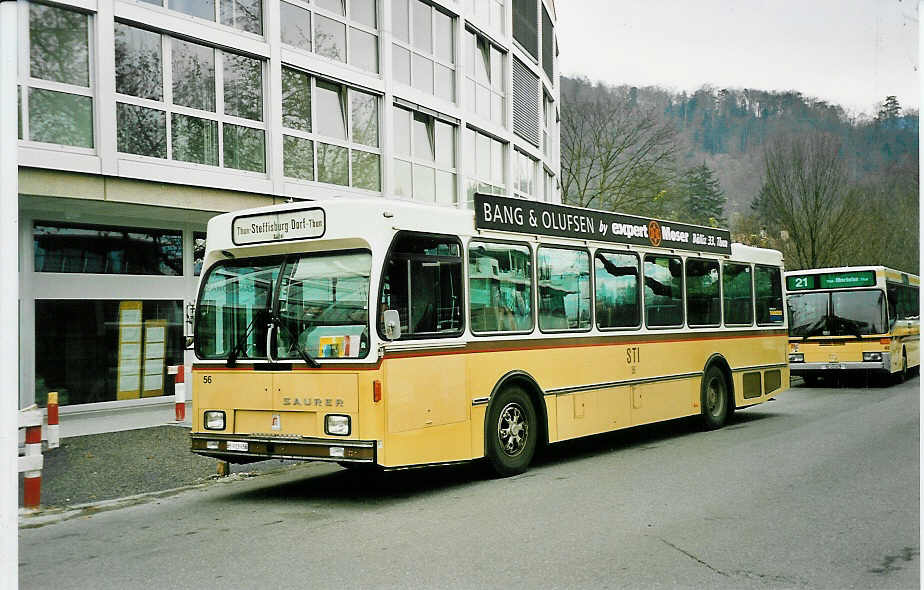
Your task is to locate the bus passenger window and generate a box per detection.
[594,252,639,329]
[538,246,590,331]
[723,263,753,325]
[755,265,784,325]
[644,255,683,327]
[379,233,463,339]
[469,241,533,333]
[686,259,720,326]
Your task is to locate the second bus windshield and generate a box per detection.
[788,290,887,337]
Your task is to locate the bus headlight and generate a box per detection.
[863,352,883,362]
[325,414,351,436]
[789,353,804,363]
[204,410,226,430]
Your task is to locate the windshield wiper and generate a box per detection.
[832,315,865,340]
[800,317,828,341]
[270,314,321,368]
[227,308,269,368]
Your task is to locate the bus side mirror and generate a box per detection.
[383,309,402,341]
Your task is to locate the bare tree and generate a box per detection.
[560,80,678,213]
[757,132,861,269]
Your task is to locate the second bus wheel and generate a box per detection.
[485,386,538,477]
[700,365,730,430]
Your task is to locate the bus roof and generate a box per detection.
[204,197,783,266]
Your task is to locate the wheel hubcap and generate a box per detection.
[706,377,724,417]
[498,402,528,457]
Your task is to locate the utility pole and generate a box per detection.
[0,0,19,586]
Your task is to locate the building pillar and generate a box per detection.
[0,0,20,574]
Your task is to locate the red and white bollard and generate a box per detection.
[46,391,60,450]
[18,405,44,509]
[174,365,186,422]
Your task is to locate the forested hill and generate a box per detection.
[561,76,919,220]
[560,76,919,272]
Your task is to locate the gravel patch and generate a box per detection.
[19,426,291,508]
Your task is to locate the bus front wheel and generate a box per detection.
[700,365,730,430]
[485,386,537,477]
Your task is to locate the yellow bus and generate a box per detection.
[786,266,920,385]
[190,195,789,475]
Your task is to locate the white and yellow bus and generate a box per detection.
[190,195,789,475]
[786,266,920,385]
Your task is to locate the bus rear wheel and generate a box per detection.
[485,386,537,477]
[700,365,730,430]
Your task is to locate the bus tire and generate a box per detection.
[700,365,730,430]
[485,386,537,477]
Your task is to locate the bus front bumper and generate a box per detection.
[789,352,890,373]
[191,433,376,464]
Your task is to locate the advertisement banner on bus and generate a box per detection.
[474,194,732,254]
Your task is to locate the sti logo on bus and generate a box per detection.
[473,194,731,255]
[232,208,325,245]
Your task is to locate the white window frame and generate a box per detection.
[391,0,456,102]
[392,104,458,204]
[281,66,383,192]
[18,2,97,155]
[466,0,505,35]
[513,148,537,200]
[279,0,381,74]
[464,28,506,128]
[143,0,265,36]
[463,126,505,205]
[112,25,268,175]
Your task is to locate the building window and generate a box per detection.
[466,0,504,33]
[512,57,540,146]
[156,0,262,34]
[393,105,457,204]
[280,0,379,73]
[542,169,555,203]
[512,0,537,59]
[35,300,183,406]
[114,24,266,172]
[281,67,381,190]
[464,30,505,127]
[34,221,183,276]
[513,149,536,199]
[542,93,554,157]
[392,0,455,102]
[193,231,207,275]
[21,3,94,149]
[463,127,504,205]
[541,4,553,81]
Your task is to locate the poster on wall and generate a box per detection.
[142,320,167,397]
[116,301,143,400]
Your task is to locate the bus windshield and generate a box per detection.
[788,290,887,338]
[195,251,372,361]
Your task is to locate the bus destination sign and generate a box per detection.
[474,194,732,254]
[232,208,325,245]
[787,270,876,291]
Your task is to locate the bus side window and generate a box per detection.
[723,263,753,325]
[469,241,534,333]
[755,265,784,325]
[887,284,899,325]
[379,233,463,339]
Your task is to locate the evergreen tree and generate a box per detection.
[681,162,727,226]
[877,95,902,123]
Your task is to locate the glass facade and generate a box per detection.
[16,0,561,415]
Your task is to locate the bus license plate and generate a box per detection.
[227,441,248,452]
[825,363,844,370]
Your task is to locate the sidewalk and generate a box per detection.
[19,424,291,510]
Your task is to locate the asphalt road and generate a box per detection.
[19,377,919,589]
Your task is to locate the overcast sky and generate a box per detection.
[557,0,919,117]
